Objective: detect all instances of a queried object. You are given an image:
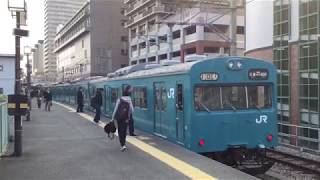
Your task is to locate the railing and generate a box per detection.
[278,122,320,154]
[0,101,9,156]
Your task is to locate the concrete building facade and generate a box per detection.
[44,0,87,82]
[32,40,45,83]
[124,0,245,65]
[245,0,320,152]
[0,55,15,95]
[54,0,128,82]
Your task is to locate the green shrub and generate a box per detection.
[0,95,7,103]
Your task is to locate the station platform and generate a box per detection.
[0,101,258,180]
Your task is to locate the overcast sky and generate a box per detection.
[0,0,44,68]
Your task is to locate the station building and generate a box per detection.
[54,0,128,82]
[245,0,320,152]
[124,0,245,65]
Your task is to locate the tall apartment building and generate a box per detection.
[124,0,245,65]
[245,0,320,152]
[32,40,45,83]
[54,0,128,82]
[44,0,87,82]
[32,40,44,75]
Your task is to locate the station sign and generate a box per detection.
[248,69,269,80]
[7,94,28,116]
[200,72,219,81]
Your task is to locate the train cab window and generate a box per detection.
[222,86,246,110]
[111,88,118,104]
[194,85,273,111]
[194,86,221,111]
[247,85,272,109]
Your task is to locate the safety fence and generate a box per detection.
[278,122,320,154]
[0,101,9,156]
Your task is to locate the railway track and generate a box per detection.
[266,149,320,176]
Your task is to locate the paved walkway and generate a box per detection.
[0,103,187,180]
[0,102,258,180]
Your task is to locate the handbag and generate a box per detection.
[104,121,116,139]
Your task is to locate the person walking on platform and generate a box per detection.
[37,89,42,109]
[112,85,134,152]
[93,88,102,123]
[45,89,52,111]
[77,87,84,112]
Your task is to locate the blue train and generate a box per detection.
[52,56,278,172]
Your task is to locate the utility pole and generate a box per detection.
[229,0,237,56]
[167,23,174,60]
[14,11,23,156]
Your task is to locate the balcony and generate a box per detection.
[125,5,175,28]
[125,0,151,16]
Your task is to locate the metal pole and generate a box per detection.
[230,0,237,56]
[14,11,22,156]
[26,53,31,121]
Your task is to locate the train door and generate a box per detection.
[154,82,167,137]
[176,82,184,144]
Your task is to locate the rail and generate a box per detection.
[278,122,320,154]
[266,149,320,176]
[0,101,9,156]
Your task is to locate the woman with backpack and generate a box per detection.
[112,85,134,152]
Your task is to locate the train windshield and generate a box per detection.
[194,85,272,111]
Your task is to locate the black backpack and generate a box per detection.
[114,99,130,121]
[104,121,116,139]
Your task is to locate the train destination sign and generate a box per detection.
[248,69,269,80]
[200,72,219,81]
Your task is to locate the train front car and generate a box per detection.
[190,57,277,174]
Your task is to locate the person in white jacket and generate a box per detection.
[112,85,134,151]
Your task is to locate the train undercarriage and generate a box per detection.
[204,147,274,175]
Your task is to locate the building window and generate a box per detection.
[159,54,167,60]
[237,26,245,34]
[84,50,87,58]
[0,65,3,71]
[158,35,167,42]
[139,59,146,63]
[173,30,181,39]
[204,47,219,53]
[0,88,3,94]
[185,25,196,35]
[121,49,128,56]
[121,36,128,42]
[120,8,125,15]
[186,47,196,55]
[172,51,180,57]
[133,87,147,108]
[148,56,156,62]
[139,42,146,48]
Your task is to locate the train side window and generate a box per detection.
[155,87,161,110]
[161,87,167,111]
[176,84,183,111]
[111,88,118,104]
[133,87,147,109]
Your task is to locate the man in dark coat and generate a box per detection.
[93,88,103,123]
[77,87,84,112]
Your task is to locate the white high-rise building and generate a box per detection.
[44,0,87,82]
